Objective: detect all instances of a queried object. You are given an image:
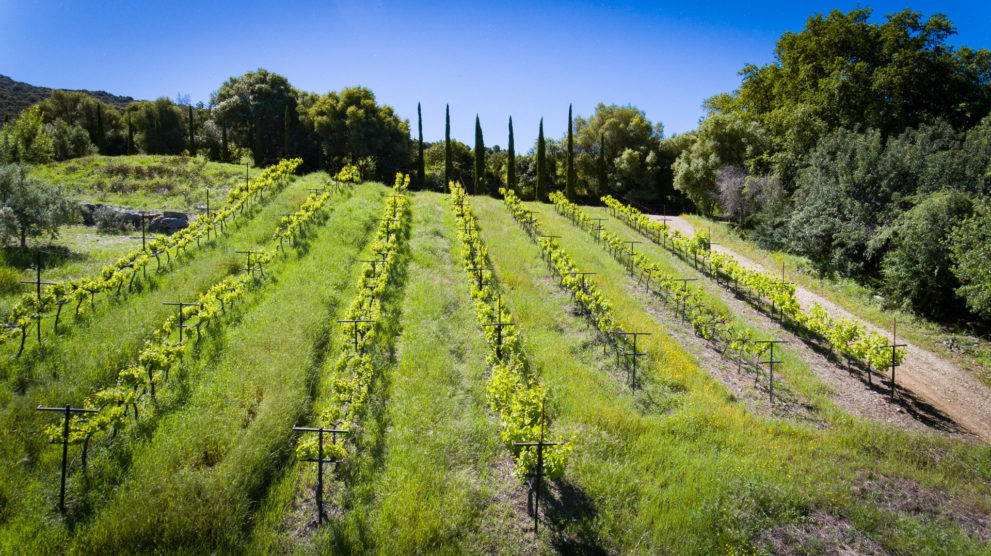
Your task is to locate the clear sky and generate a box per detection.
[2,1,989,149]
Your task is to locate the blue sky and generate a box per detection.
[2,1,989,148]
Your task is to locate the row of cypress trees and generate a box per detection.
[416,103,594,202]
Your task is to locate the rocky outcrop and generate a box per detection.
[81,203,191,234]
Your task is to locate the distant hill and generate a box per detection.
[0,74,137,119]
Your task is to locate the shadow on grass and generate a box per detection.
[543,479,607,554]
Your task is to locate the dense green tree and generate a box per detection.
[473,115,484,195]
[188,105,197,156]
[211,69,297,165]
[283,104,290,158]
[301,87,409,179]
[445,104,452,189]
[877,190,974,317]
[424,139,472,190]
[47,119,95,160]
[672,112,768,215]
[948,204,991,319]
[125,98,186,155]
[573,104,672,206]
[126,114,134,155]
[507,116,516,191]
[0,164,78,248]
[566,105,576,200]
[416,103,425,189]
[220,116,228,162]
[39,91,125,155]
[536,118,546,202]
[95,104,106,154]
[0,106,54,164]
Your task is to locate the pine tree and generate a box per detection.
[416,103,425,189]
[126,114,135,155]
[536,118,546,202]
[444,104,452,190]
[598,131,608,192]
[284,104,291,158]
[566,104,576,201]
[473,115,484,196]
[96,104,106,154]
[188,105,197,157]
[507,116,516,191]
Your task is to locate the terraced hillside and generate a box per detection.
[1,166,989,554]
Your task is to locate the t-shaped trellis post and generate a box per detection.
[292,424,350,524]
[383,216,401,241]
[536,234,560,270]
[482,294,513,360]
[885,320,907,400]
[512,400,560,535]
[672,278,698,321]
[466,264,491,290]
[163,301,201,346]
[621,241,641,273]
[338,319,375,355]
[755,340,786,404]
[236,250,266,278]
[589,217,607,244]
[616,331,651,389]
[36,404,100,513]
[126,212,156,252]
[20,251,56,345]
[361,258,387,276]
[570,271,597,318]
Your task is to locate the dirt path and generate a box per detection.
[652,214,991,442]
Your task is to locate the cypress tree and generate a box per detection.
[188,105,197,157]
[96,104,106,154]
[254,118,264,165]
[473,115,484,196]
[126,114,134,155]
[284,104,290,158]
[598,131,608,192]
[444,104,452,190]
[221,116,228,162]
[507,116,516,191]
[536,118,546,202]
[566,104,576,201]
[416,103,425,189]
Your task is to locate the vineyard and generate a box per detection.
[0,163,989,554]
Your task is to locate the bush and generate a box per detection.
[0,265,20,294]
[948,205,991,320]
[877,190,973,318]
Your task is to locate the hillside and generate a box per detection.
[0,170,988,553]
[0,74,136,118]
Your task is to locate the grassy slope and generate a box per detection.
[472,196,991,554]
[311,192,531,553]
[31,154,253,212]
[0,179,379,552]
[0,172,314,544]
[67,184,387,552]
[684,214,991,386]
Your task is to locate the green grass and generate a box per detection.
[683,214,991,386]
[55,184,383,552]
[469,196,991,554]
[31,154,254,211]
[0,177,376,552]
[306,192,533,553]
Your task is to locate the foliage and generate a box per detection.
[565,104,575,200]
[454,184,570,479]
[506,116,516,191]
[473,115,484,195]
[416,102,425,189]
[536,118,545,201]
[300,86,409,180]
[425,138,472,191]
[212,69,297,165]
[672,112,768,215]
[877,190,974,317]
[0,163,78,247]
[124,98,187,155]
[948,203,991,319]
[0,106,54,164]
[46,119,96,160]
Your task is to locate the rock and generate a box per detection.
[80,203,190,234]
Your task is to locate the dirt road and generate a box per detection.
[651,214,991,442]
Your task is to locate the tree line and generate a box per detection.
[664,7,991,326]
